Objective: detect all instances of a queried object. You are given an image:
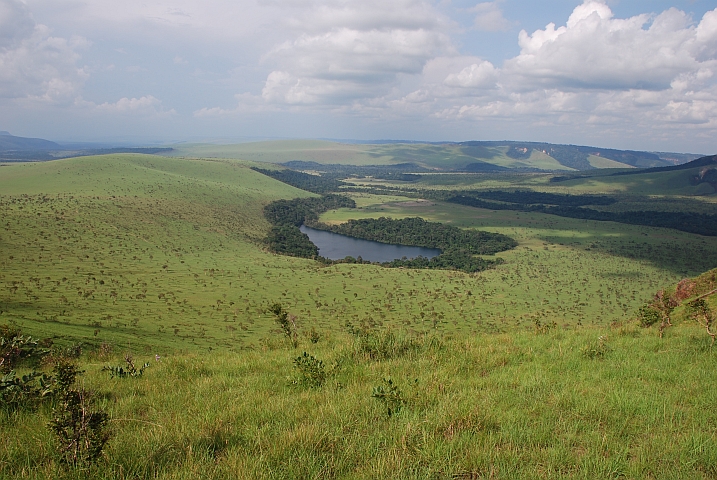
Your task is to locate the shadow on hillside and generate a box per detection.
[539,230,717,278]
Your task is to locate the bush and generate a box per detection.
[637,304,662,328]
[0,370,51,411]
[293,352,327,388]
[1,324,41,373]
[270,303,298,348]
[371,378,406,417]
[48,360,110,466]
[102,354,149,379]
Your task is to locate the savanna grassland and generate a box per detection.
[2,152,717,479]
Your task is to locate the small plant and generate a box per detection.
[685,299,715,346]
[102,354,149,378]
[371,378,405,417]
[293,352,326,388]
[308,327,321,344]
[48,360,111,466]
[534,318,557,334]
[269,303,298,348]
[0,370,51,411]
[582,335,610,359]
[636,304,661,328]
[1,324,41,373]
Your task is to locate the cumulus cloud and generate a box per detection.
[259,0,453,105]
[0,0,88,102]
[425,1,717,144]
[505,2,714,91]
[444,61,498,89]
[470,2,511,32]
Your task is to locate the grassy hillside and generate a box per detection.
[3,319,717,479]
[2,155,717,354]
[3,154,717,478]
[165,141,609,172]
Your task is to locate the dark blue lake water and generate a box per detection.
[300,225,441,262]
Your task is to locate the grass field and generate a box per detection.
[3,320,717,479]
[167,141,576,171]
[2,153,717,478]
[2,155,716,353]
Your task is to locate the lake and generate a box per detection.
[300,225,441,262]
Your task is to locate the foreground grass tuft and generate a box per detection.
[2,323,717,479]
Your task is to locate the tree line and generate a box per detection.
[263,195,356,258]
[262,197,517,273]
[317,217,515,255]
[447,194,717,237]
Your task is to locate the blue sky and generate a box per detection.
[1,0,716,153]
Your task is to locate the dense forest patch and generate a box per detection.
[251,167,344,194]
[263,197,517,272]
[318,217,515,255]
[447,193,717,236]
[263,195,356,257]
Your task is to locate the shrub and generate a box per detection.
[1,324,41,373]
[293,352,327,388]
[636,304,662,328]
[102,354,149,379]
[269,303,298,348]
[685,299,716,346]
[371,378,405,417]
[48,360,110,466]
[0,370,51,411]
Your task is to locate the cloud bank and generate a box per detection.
[3,0,717,150]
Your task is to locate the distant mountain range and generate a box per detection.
[0,132,173,161]
[0,132,708,171]
[0,131,61,151]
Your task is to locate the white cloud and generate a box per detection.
[470,2,511,32]
[0,0,88,102]
[77,95,176,116]
[444,61,498,89]
[259,0,454,105]
[505,2,713,91]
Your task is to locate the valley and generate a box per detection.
[1,149,716,479]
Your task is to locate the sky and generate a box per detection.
[1,0,717,153]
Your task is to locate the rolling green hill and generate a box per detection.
[167,140,699,172]
[3,153,717,354]
[3,153,717,478]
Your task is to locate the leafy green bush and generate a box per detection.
[293,352,327,388]
[371,378,405,417]
[637,304,662,327]
[0,370,51,411]
[1,324,41,373]
[48,360,110,466]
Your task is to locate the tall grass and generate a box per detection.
[2,322,716,479]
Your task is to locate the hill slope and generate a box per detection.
[0,132,60,151]
[551,154,717,196]
[167,140,700,172]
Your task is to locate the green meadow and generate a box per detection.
[2,153,717,478]
[167,140,573,171]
